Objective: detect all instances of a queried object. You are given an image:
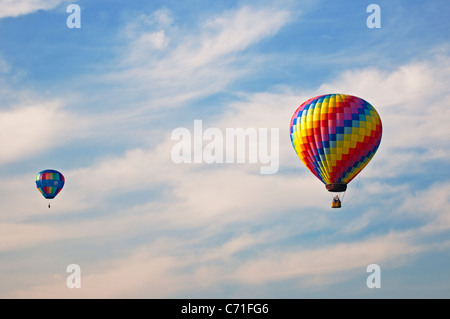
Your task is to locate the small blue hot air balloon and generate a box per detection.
[35,169,65,208]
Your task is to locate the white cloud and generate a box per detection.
[0,97,96,166]
[0,223,66,252]
[122,8,173,39]
[9,248,183,298]
[233,232,423,286]
[3,227,429,298]
[136,30,168,50]
[0,101,67,165]
[398,182,450,232]
[181,6,290,68]
[0,0,65,18]
[123,9,173,60]
[108,5,293,111]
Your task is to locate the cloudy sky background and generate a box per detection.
[0,0,449,298]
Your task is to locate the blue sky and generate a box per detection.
[0,0,450,298]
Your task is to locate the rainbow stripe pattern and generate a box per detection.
[35,169,65,199]
[290,94,382,189]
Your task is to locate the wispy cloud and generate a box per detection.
[0,99,83,165]
[0,0,65,19]
[103,5,294,114]
[0,54,10,73]
[6,217,443,298]
[233,232,424,286]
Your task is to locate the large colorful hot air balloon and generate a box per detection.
[35,169,65,208]
[290,94,382,208]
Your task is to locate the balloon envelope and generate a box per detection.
[35,169,65,199]
[290,94,382,191]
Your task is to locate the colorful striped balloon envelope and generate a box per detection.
[35,169,65,200]
[290,94,382,198]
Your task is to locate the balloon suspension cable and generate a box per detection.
[343,175,360,204]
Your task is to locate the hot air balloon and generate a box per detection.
[35,169,65,208]
[290,94,382,208]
